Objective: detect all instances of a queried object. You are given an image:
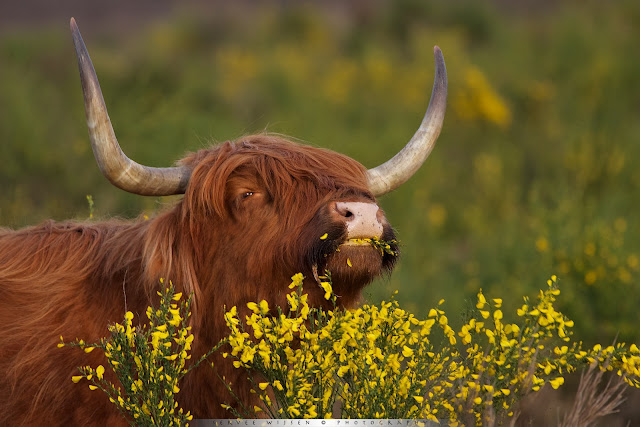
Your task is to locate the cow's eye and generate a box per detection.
[242,191,254,199]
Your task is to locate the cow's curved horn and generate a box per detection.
[70,18,190,196]
[367,46,447,196]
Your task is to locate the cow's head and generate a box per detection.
[70,18,447,308]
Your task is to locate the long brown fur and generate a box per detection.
[0,134,397,425]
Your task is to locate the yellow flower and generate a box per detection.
[550,377,565,389]
[536,237,549,252]
[225,306,239,326]
[288,406,301,417]
[517,305,528,316]
[402,346,414,357]
[258,300,269,314]
[320,233,328,240]
[320,281,333,300]
[286,293,299,311]
[168,308,182,326]
[337,365,349,377]
[304,405,318,418]
[476,291,487,309]
[289,273,304,289]
[96,365,105,380]
[71,375,83,383]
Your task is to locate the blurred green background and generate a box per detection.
[2,0,639,346]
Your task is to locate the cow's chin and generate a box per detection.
[323,244,385,304]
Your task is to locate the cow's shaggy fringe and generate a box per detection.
[0,134,386,425]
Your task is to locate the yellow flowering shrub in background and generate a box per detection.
[453,66,511,128]
[221,274,640,424]
[62,281,219,425]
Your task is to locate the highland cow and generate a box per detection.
[0,18,447,425]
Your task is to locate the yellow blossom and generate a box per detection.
[320,281,333,300]
[402,346,414,357]
[550,377,565,389]
[476,291,487,309]
[289,273,304,289]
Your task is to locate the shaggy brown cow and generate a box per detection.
[0,18,446,425]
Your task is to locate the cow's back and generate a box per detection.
[0,220,145,425]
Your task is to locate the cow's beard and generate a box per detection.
[303,222,398,306]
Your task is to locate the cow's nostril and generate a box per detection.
[334,202,354,219]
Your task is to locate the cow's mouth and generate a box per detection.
[303,221,399,306]
[325,236,398,273]
[339,237,399,256]
[317,236,398,302]
[314,238,398,307]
